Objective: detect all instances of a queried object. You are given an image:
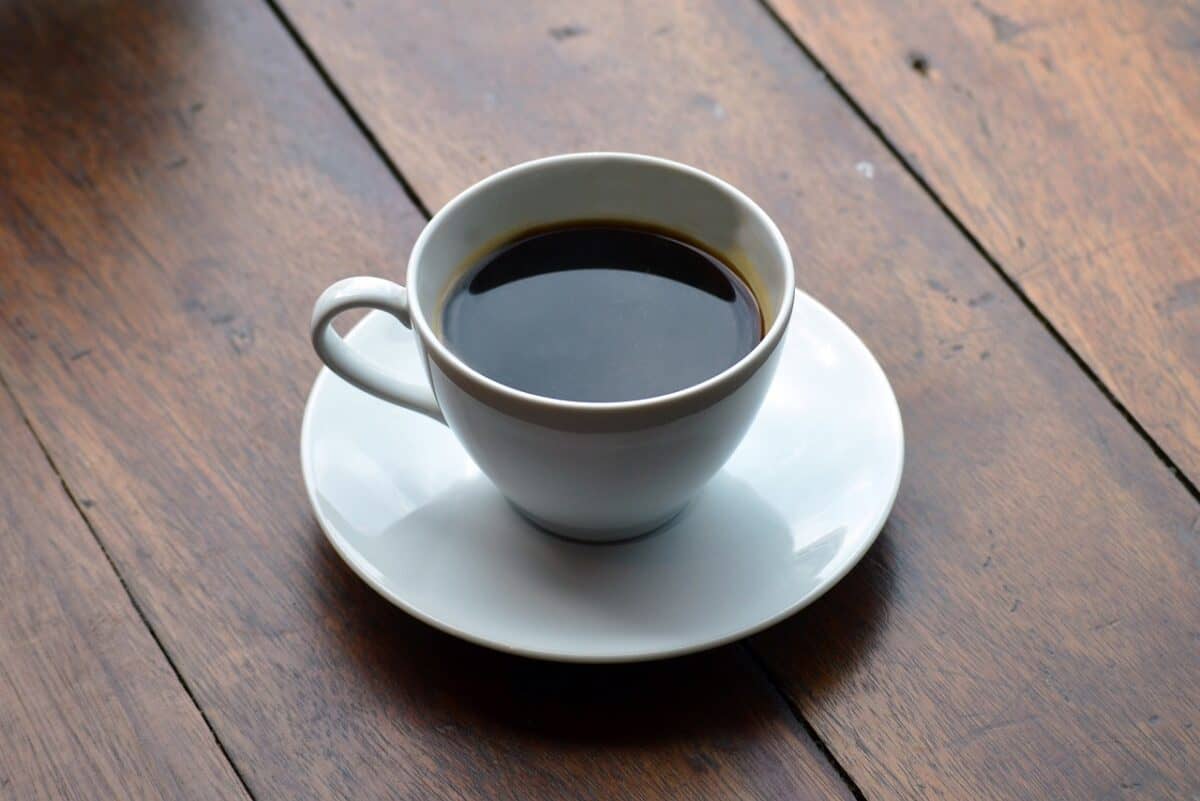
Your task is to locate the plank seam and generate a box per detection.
[0,370,260,801]
[743,645,870,801]
[754,0,1200,505]
[259,0,433,220]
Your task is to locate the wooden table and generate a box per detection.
[1,1,1196,799]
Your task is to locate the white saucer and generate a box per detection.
[301,291,903,662]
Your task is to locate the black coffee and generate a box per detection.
[441,222,762,402]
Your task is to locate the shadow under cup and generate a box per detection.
[405,153,795,541]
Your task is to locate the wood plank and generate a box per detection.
[765,0,1200,485]
[0,1,853,799]
[0,393,248,801]
[266,1,1200,799]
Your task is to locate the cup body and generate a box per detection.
[424,340,784,539]
[397,153,794,541]
[307,154,795,541]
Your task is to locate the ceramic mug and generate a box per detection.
[310,153,794,542]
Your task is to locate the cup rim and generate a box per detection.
[406,152,795,419]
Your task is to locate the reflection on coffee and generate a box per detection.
[442,221,762,403]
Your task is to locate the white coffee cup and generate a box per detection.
[311,153,794,542]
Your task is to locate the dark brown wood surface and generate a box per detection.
[0,388,248,801]
[766,0,1200,485]
[0,1,853,799]
[1,0,1197,799]
[267,1,1200,799]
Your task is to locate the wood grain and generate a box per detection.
[266,0,1200,799]
[0,0,853,799]
[765,0,1200,485]
[0,391,247,801]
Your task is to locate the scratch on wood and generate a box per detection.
[964,713,1040,740]
[227,321,255,355]
[690,94,727,120]
[1017,210,1200,280]
[971,0,1031,43]
[977,111,992,140]
[549,24,587,41]
[1158,278,1200,317]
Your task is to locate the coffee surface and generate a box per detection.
[442,222,762,402]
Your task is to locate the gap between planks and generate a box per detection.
[0,370,261,801]
[751,0,1200,506]
[260,0,431,220]
[743,644,871,801]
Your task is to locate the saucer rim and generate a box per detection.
[300,289,904,663]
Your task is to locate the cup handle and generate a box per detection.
[310,277,445,424]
